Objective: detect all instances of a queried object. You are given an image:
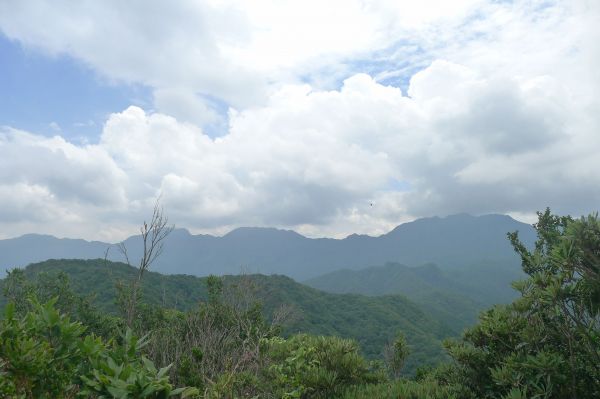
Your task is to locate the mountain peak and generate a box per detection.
[345,233,374,240]
[386,213,525,236]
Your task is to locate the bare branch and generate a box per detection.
[117,197,174,328]
[117,242,131,267]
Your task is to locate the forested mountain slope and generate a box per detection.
[305,261,525,332]
[0,259,453,371]
[306,263,476,330]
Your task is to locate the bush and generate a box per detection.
[0,298,196,398]
[0,299,86,397]
[264,334,385,398]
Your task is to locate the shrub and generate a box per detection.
[0,298,196,398]
[265,334,385,398]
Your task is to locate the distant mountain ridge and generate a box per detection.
[0,213,536,280]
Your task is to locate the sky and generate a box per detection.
[0,0,599,241]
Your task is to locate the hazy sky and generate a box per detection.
[0,0,599,241]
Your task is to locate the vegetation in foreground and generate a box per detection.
[1,208,599,398]
[0,258,450,372]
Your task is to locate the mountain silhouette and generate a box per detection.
[0,213,536,280]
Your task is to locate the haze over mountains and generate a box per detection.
[0,213,536,280]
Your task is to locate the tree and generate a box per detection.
[384,332,410,379]
[441,209,600,399]
[116,199,174,329]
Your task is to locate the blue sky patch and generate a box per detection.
[0,34,152,143]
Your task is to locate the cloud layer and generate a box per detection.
[0,0,599,240]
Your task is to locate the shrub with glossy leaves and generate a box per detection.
[0,298,87,397]
[0,298,196,398]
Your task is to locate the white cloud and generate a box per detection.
[152,88,224,128]
[0,129,127,206]
[0,0,487,110]
[0,1,599,239]
[1,53,599,240]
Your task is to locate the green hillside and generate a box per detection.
[1,259,453,371]
[244,274,449,368]
[305,262,523,333]
[304,262,482,332]
[6,258,209,314]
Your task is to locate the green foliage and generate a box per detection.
[177,347,205,391]
[264,334,384,398]
[248,274,449,372]
[0,298,87,397]
[1,260,451,373]
[79,329,198,398]
[144,275,279,397]
[1,267,122,339]
[0,259,209,315]
[440,209,600,398]
[384,332,410,378]
[205,275,223,305]
[340,379,459,399]
[0,298,194,398]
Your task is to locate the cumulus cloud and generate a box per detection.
[1,54,599,240]
[0,129,127,207]
[0,1,599,239]
[152,88,225,129]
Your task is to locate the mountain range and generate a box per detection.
[0,215,539,372]
[0,213,536,280]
